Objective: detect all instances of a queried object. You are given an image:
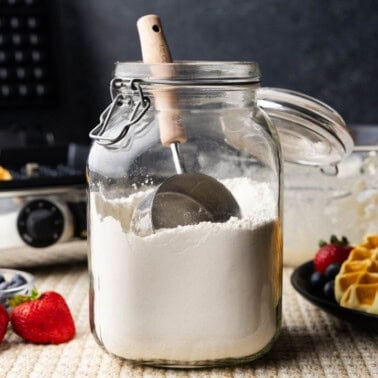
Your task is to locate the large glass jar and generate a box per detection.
[87,62,352,367]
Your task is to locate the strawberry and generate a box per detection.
[9,289,75,344]
[314,235,353,273]
[0,305,9,343]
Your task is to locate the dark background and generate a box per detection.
[1,0,377,144]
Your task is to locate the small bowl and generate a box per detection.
[0,268,35,310]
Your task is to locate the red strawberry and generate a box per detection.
[314,235,353,273]
[0,305,9,343]
[9,290,75,344]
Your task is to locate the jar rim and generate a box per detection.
[114,61,260,84]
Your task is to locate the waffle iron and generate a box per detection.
[0,143,88,268]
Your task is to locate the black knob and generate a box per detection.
[17,200,64,248]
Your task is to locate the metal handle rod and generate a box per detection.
[170,143,186,174]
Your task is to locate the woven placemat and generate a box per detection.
[0,264,377,377]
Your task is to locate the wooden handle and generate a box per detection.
[137,14,187,146]
[137,14,172,63]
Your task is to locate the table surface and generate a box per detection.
[0,263,377,378]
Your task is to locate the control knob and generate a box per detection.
[17,199,65,248]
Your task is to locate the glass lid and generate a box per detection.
[256,87,354,166]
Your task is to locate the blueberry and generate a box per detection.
[310,271,325,292]
[0,281,10,290]
[324,264,341,281]
[8,282,21,289]
[0,274,5,284]
[323,280,336,301]
[10,273,27,286]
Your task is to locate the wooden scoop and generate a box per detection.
[131,15,241,236]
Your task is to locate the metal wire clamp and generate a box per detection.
[89,78,151,145]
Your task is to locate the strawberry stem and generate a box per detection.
[319,235,350,248]
[319,240,327,247]
[330,234,338,244]
[341,236,349,246]
[8,288,40,308]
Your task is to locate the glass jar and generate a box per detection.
[87,62,352,367]
[284,145,378,266]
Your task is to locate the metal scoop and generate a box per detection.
[131,15,241,236]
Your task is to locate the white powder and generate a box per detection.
[89,178,280,362]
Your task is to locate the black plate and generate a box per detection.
[291,261,378,331]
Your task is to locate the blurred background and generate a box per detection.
[0,0,376,262]
[0,0,377,146]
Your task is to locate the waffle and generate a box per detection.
[335,235,378,315]
[0,166,11,180]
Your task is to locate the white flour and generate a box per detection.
[89,178,280,362]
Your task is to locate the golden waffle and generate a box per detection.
[0,166,11,180]
[335,235,378,314]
